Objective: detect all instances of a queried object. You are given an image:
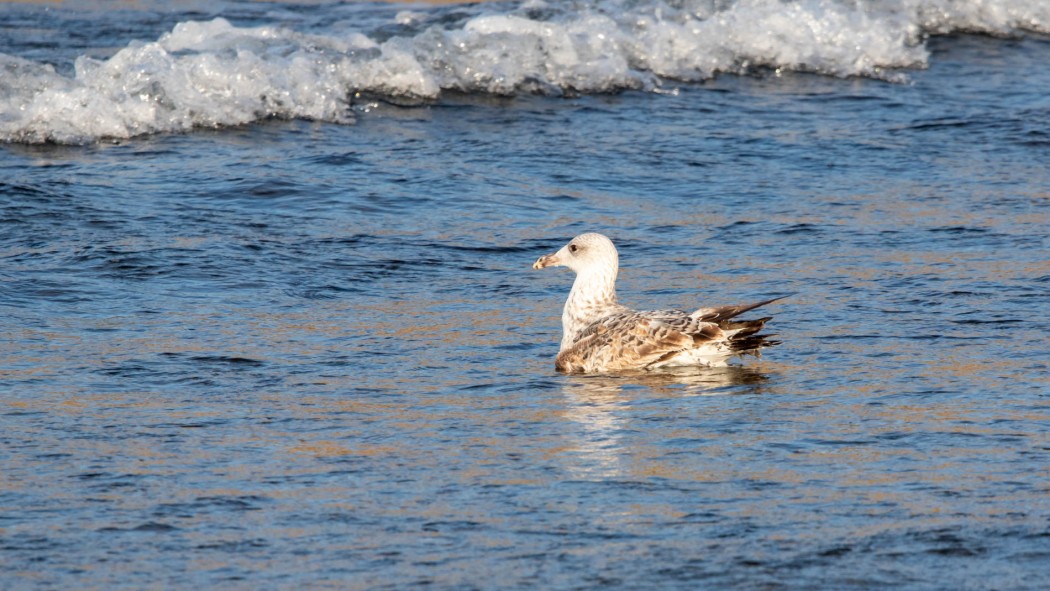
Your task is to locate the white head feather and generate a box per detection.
[533,233,626,351]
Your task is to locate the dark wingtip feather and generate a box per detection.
[696,295,790,324]
[723,316,772,335]
[705,295,789,355]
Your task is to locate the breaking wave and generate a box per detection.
[1,0,1046,143]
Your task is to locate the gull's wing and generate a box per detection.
[556,311,723,373]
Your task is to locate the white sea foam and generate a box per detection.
[1,0,1046,143]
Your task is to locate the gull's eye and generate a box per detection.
[569,244,578,253]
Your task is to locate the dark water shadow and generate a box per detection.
[562,365,773,400]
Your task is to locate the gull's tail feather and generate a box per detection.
[692,296,786,355]
[731,334,781,355]
[727,317,780,354]
[719,305,784,355]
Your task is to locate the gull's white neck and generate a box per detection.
[560,264,621,351]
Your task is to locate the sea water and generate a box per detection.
[1,0,1049,589]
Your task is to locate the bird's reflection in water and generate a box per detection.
[558,365,772,479]
[566,365,771,400]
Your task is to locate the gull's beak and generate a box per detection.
[532,252,560,270]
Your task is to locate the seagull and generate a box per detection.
[532,232,783,374]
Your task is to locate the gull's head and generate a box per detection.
[532,232,619,275]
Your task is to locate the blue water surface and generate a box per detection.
[2,2,1049,589]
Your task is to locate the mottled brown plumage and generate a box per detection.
[533,233,782,374]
